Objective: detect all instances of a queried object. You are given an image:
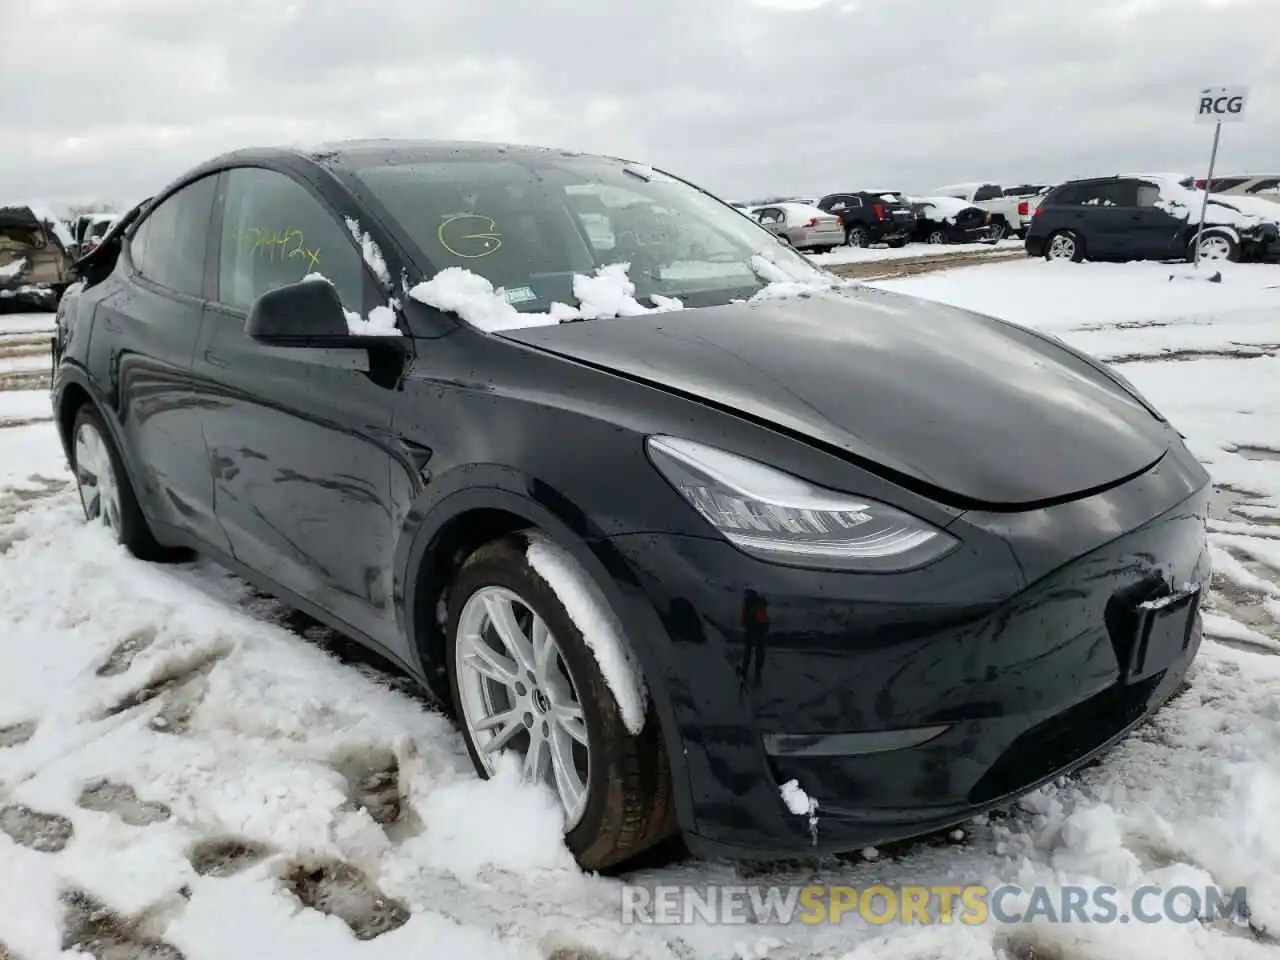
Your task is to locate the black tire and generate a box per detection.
[846,225,868,248]
[1044,229,1085,263]
[812,245,835,255]
[988,219,1008,241]
[70,404,173,562]
[445,535,675,871]
[886,239,907,248]
[927,229,948,245]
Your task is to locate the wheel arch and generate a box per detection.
[393,475,696,828]
[398,477,655,707]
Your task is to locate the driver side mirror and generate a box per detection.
[245,278,357,345]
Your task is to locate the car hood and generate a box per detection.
[497,288,1169,509]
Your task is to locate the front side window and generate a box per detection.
[217,167,366,312]
[347,155,815,311]
[128,175,217,297]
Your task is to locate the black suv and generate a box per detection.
[816,192,915,248]
[1025,176,1278,264]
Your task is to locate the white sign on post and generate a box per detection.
[1195,86,1249,124]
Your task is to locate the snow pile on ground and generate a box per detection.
[408,263,683,331]
[0,258,27,281]
[809,238,1021,267]
[2,255,1280,959]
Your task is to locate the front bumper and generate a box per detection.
[605,442,1210,859]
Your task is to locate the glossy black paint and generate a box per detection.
[51,140,1212,861]
[500,289,1168,508]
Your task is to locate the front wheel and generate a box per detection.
[1190,231,1238,263]
[987,220,1008,241]
[446,535,674,871]
[927,229,948,245]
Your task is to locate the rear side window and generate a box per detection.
[1247,178,1280,194]
[128,175,218,297]
[972,184,1002,202]
[1051,181,1136,207]
[217,167,366,312]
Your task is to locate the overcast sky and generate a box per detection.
[3,0,1276,209]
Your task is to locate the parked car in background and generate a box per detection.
[1180,174,1280,205]
[1001,184,1050,199]
[1026,175,1278,263]
[909,197,993,244]
[750,202,843,252]
[76,213,120,257]
[815,191,915,248]
[0,204,76,310]
[932,182,1027,240]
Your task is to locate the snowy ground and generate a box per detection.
[809,238,1023,267]
[1,258,1279,960]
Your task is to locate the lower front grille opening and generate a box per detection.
[968,673,1163,805]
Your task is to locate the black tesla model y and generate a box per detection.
[53,141,1210,869]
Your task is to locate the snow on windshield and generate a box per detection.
[409,262,683,332]
[1147,178,1266,229]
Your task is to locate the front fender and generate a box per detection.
[393,473,699,833]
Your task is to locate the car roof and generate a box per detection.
[195,139,618,174]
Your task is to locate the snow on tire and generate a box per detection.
[445,533,675,871]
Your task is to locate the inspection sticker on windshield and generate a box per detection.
[499,286,537,304]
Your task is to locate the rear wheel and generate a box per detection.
[70,405,170,560]
[927,229,948,245]
[1045,230,1084,262]
[446,535,674,871]
[846,225,868,248]
[988,219,1008,241]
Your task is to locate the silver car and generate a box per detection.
[750,202,844,253]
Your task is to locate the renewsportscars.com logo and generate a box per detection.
[620,883,1252,927]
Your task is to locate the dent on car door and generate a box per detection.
[192,166,409,653]
[87,173,231,551]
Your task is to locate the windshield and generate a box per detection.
[347,155,815,311]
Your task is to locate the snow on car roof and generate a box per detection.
[916,196,975,217]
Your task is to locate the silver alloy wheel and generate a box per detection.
[928,230,947,244]
[988,221,1006,240]
[455,585,591,828]
[74,420,121,534]
[847,227,867,248]
[1197,234,1232,261]
[1047,233,1076,260]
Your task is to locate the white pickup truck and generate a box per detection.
[931,182,1032,240]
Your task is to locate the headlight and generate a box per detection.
[645,436,957,572]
